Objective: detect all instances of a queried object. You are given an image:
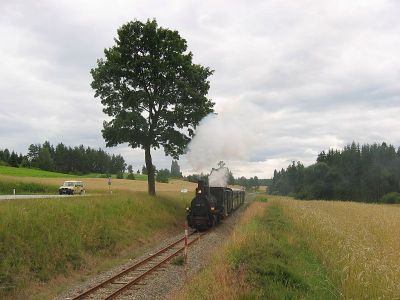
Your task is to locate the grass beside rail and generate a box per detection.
[177,196,336,299]
[0,191,185,299]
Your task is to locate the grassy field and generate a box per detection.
[0,166,80,178]
[177,197,336,299]
[0,172,196,299]
[278,196,400,299]
[0,166,148,180]
[177,195,400,299]
[0,174,189,195]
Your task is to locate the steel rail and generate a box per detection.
[104,232,206,299]
[71,231,197,300]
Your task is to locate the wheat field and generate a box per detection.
[274,196,400,299]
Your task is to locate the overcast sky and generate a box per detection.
[1,0,399,178]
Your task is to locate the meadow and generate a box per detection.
[0,173,189,196]
[0,175,196,299]
[0,165,185,196]
[0,166,81,178]
[177,195,400,299]
[0,165,148,180]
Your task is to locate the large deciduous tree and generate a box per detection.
[91,19,214,195]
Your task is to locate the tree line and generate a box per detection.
[269,142,400,202]
[0,149,24,167]
[0,141,126,175]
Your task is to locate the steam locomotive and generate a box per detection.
[186,180,245,230]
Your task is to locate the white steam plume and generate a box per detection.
[186,106,260,171]
[208,167,229,187]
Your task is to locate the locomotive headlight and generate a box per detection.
[211,207,215,211]
[186,207,189,211]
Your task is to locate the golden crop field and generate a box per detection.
[274,196,400,299]
[0,174,197,193]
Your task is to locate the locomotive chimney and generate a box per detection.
[198,180,206,191]
[196,180,209,195]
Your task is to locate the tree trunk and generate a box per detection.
[145,145,156,196]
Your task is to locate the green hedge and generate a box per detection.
[380,192,400,204]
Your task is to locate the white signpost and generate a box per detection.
[180,188,188,204]
[108,177,112,194]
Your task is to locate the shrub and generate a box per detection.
[0,160,9,166]
[172,255,185,266]
[116,172,124,179]
[156,169,170,183]
[127,173,135,180]
[380,192,400,204]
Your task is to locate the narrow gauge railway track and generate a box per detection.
[69,230,205,300]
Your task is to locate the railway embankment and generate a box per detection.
[0,190,188,299]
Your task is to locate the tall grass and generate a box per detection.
[177,198,336,299]
[0,180,58,195]
[0,191,186,298]
[277,196,400,298]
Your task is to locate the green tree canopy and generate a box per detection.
[91,19,214,195]
[270,142,400,202]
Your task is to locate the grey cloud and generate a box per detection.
[1,0,400,178]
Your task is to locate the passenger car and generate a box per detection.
[59,181,84,195]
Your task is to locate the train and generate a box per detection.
[186,180,245,230]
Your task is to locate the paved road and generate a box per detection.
[0,194,87,201]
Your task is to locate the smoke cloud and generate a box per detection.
[186,106,261,172]
[208,167,229,187]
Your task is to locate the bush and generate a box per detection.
[127,173,135,180]
[0,160,9,166]
[380,192,400,204]
[116,172,124,179]
[156,169,170,183]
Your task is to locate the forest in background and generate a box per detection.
[269,142,400,202]
[0,143,268,187]
[0,141,126,175]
